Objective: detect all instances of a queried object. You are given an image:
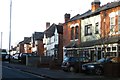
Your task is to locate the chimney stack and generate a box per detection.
[91,0,101,12]
[64,13,70,23]
[46,22,50,29]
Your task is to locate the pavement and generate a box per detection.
[2,62,120,80]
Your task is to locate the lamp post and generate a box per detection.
[9,0,12,63]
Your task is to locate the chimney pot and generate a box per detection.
[46,22,50,29]
[91,0,101,12]
[64,13,70,22]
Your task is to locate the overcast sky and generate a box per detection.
[0,0,116,49]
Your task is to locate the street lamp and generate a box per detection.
[9,0,12,63]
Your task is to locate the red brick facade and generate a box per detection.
[100,6,120,38]
[63,19,81,47]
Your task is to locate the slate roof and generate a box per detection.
[65,41,79,48]
[79,36,120,47]
[24,37,31,44]
[33,32,44,40]
[65,1,120,23]
[80,1,120,19]
[19,41,24,44]
[44,23,63,38]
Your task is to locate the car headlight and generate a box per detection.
[88,65,94,68]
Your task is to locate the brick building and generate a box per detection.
[31,32,44,56]
[63,13,81,58]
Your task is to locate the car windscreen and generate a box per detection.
[63,57,69,62]
[0,52,7,54]
[69,57,79,62]
[97,58,105,63]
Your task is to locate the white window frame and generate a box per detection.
[109,12,116,35]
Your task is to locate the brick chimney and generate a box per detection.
[91,0,101,12]
[64,13,70,22]
[46,22,50,29]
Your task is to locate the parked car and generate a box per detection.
[12,53,20,60]
[0,49,10,61]
[82,57,114,75]
[19,53,36,64]
[61,56,89,72]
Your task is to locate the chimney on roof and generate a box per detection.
[46,22,50,29]
[91,0,101,12]
[64,13,70,22]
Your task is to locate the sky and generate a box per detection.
[0,0,116,50]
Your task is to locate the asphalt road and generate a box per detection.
[2,65,46,80]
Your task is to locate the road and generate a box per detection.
[2,65,46,80]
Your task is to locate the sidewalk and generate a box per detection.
[2,62,119,80]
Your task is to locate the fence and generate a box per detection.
[26,56,52,67]
[104,62,120,77]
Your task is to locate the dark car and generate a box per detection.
[61,56,89,72]
[82,57,114,75]
[0,49,10,61]
[18,53,36,64]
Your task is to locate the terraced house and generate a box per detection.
[63,0,120,61]
[63,13,81,58]
[80,0,120,62]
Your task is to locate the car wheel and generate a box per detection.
[69,66,75,72]
[95,68,103,75]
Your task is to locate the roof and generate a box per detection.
[80,1,120,19]
[33,32,44,40]
[44,23,63,38]
[65,1,120,22]
[19,41,24,44]
[66,10,92,22]
[79,36,120,47]
[23,37,31,44]
[65,41,79,48]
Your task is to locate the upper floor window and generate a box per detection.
[71,27,74,40]
[95,22,99,34]
[85,24,92,36]
[54,34,57,42]
[75,26,79,39]
[110,17,115,32]
[118,11,120,32]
